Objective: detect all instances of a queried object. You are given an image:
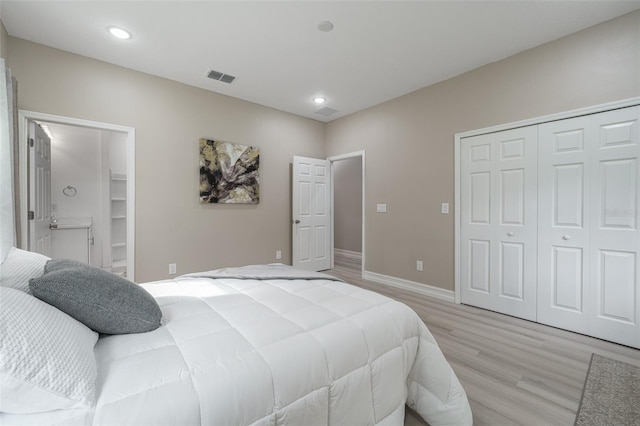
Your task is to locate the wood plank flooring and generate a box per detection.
[325,263,640,426]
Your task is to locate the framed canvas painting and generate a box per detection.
[199,138,259,204]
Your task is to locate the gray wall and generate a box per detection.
[333,157,362,253]
[6,37,325,282]
[326,10,640,291]
[0,20,7,59]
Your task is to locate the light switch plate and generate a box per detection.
[377,203,387,213]
[441,203,449,214]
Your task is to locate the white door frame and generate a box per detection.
[328,150,366,277]
[454,96,640,304]
[18,110,136,280]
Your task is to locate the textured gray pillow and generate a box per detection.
[29,260,162,334]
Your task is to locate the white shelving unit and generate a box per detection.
[110,172,127,277]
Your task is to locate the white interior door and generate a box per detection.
[28,121,52,256]
[588,106,640,348]
[460,126,538,321]
[538,116,592,334]
[292,156,331,271]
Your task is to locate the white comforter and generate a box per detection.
[4,267,472,425]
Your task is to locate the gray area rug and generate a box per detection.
[575,353,640,426]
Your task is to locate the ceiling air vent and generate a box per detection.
[207,69,236,84]
[315,107,338,117]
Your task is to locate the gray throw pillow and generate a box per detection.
[29,260,162,334]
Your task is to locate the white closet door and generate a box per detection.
[538,116,592,333]
[461,126,538,320]
[538,106,640,348]
[589,106,640,348]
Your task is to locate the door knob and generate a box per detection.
[294,219,300,224]
[562,235,570,240]
[507,232,515,237]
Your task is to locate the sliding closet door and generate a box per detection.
[589,106,640,348]
[538,116,592,334]
[460,126,538,321]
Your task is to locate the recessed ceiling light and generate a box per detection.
[313,96,326,105]
[107,26,132,40]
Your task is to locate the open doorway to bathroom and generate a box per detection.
[44,122,128,275]
[18,111,135,280]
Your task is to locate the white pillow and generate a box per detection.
[0,287,98,413]
[0,247,50,294]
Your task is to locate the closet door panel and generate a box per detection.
[470,172,491,224]
[500,169,525,225]
[589,106,640,348]
[599,159,637,229]
[554,164,584,227]
[469,239,491,293]
[538,117,591,333]
[461,133,495,309]
[552,246,584,312]
[500,242,524,299]
[493,128,538,320]
[461,127,537,321]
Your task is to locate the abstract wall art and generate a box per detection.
[199,138,260,204]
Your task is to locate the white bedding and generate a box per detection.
[1,268,471,425]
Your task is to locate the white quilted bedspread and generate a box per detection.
[3,274,472,425]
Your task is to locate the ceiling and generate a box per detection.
[2,1,639,122]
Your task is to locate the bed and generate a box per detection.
[0,250,472,426]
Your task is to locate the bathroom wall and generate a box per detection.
[49,123,103,266]
[49,123,128,268]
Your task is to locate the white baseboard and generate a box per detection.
[334,248,362,260]
[363,270,455,303]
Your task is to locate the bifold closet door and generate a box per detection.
[538,106,640,348]
[460,126,538,321]
[538,115,592,334]
[589,106,640,348]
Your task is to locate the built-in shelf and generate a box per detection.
[110,170,127,278]
[112,259,127,268]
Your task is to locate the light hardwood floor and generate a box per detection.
[325,263,640,426]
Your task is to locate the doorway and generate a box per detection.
[18,111,136,280]
[329,151,365,276]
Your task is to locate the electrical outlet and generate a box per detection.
[169,263,177,275]
[416,260,423,272]
[276,250,282,260]
[376,203,387,213]
[441,203,449,214]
